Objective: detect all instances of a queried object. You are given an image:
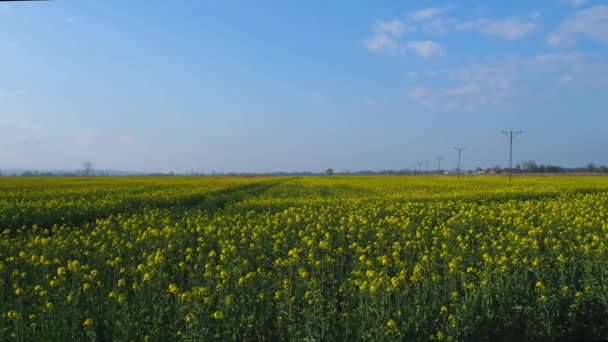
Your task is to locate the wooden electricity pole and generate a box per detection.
[455,147,466,179]
[501,130,522,181]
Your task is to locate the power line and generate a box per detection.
[501,130,522,181]
[454,147,466,179]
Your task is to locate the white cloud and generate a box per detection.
[457,16,539,39]
[409,7,451,22]
[363,19,412,52]
[404,40,445,57]
[546,32,577,47]
[375,20,407,37]
[547,5,608,48]
[407,52,606,111]
[407,7,454,34]
[363,34,398,52]
[555,60,608,87]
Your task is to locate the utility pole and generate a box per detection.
[426,160,429,173]
[437,156,443,175]
[454,147,466,179]
[501,130,522,181]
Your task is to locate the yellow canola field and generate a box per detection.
[1,176,608,341]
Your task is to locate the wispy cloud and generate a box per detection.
[363,20,412,52]
[407,52,606,111]
[547,32,576,48]
[375,20,408,37]
[409,6,453,22]
[547,5,608,48]
[363,6,543,55]
[363,34,398,52]
[408,6,455,35]
[457,15,540,39]
[404,40,445,57]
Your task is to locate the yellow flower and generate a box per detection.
[57,267,67,276]
[319,240,329,249]
[185,312,196,324]
[7,310,20,320]
[448,315,457,328]
[168,283,179,295]
[535,281,545,291]
[211,311,224,320]
[83,318,94,327]
[68,260,80,272]
[386,319,398,330]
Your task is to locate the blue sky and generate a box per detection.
[1,0,607,173]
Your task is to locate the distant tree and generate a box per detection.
[325,168,334,176]
[587,163,597,173]
[475,167,483,172]
[521,160,539,173]
[83,161,94,176]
